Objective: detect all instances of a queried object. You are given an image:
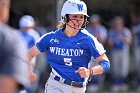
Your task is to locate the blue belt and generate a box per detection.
[53,75,85,88]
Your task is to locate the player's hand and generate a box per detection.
[75,67,90,78]
[29,71,37,82]
[28,65,36,82]
[91,65,103,75]
[28,63,36,82]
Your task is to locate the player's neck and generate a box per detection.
[64,26,79,37]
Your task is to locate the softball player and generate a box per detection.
[132,23,140,91]
[18,15,35,49]
[108,16,132,92]
[28,0,110,93]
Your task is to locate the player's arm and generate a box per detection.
[118,32,132,45]
[28,32,51,81]
[28,45,41,82]
[75,54,110,78]
[90,53,110,75]
[76,36,110,78]
[28,45,41,62]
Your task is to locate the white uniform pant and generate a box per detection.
[135,47,140,73]
[112,49,130,77]
[44,77,86,93]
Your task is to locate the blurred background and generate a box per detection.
[8,0,140,93]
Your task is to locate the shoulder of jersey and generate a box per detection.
[37,29,61,40]
[80,29,97,40]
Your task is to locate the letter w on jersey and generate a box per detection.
[77,4,83,11]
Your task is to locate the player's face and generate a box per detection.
[113,19,124,30]
[68,14,85,29]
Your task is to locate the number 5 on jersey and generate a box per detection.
[64,58,72,66]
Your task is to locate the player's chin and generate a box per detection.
[81,75,88,78]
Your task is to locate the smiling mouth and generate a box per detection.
[74,25,81,28]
